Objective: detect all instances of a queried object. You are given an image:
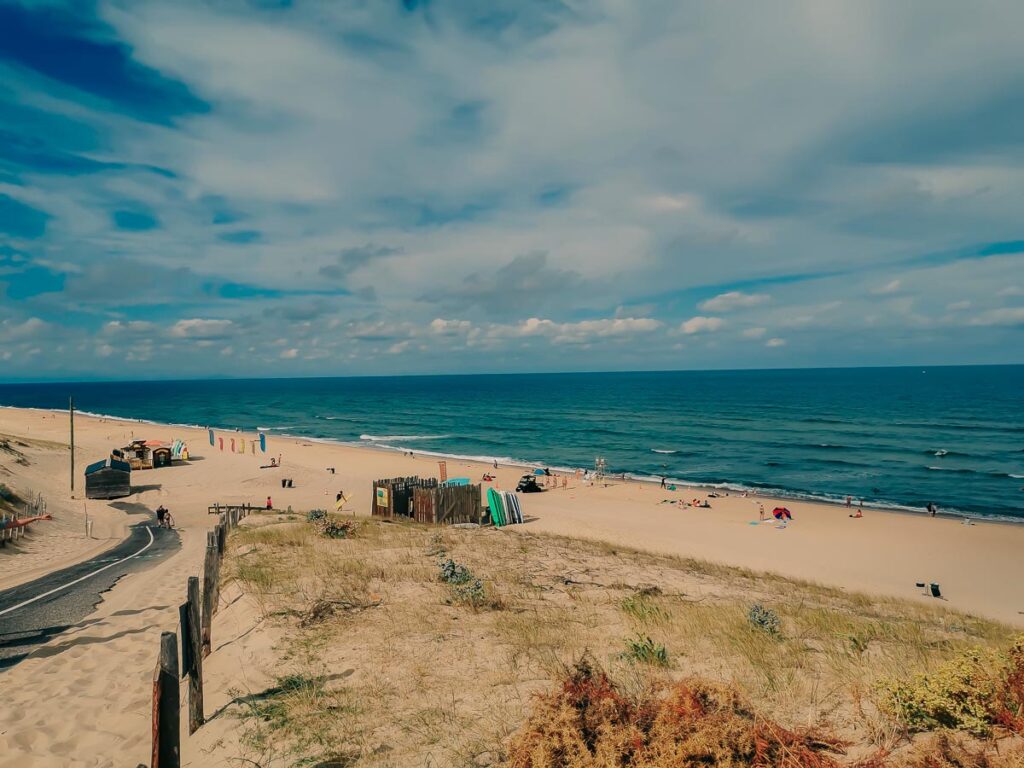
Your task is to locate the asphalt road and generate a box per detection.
[0,522,181,669]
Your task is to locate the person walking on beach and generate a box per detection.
[266,496,273,510]
[927,501,937,517]
[660,476,667,489]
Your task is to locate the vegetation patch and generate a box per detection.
[623,635,670,667]
[878,635,1024,736]
[508,654,848,767]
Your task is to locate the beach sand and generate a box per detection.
[0,405,1022,766]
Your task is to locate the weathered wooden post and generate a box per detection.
[151,630,180,768]
[217,514,227,555]
[186,576,204,732]
[201,531,217,656]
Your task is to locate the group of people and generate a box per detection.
[155,505,173,529]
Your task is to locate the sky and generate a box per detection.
[1,0,1023,381]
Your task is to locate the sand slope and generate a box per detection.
[0,406,1022,766]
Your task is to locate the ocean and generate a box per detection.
[1,367,1022,520]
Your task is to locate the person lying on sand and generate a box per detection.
[849,508,863,518]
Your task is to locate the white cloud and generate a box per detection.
[946,300,971,311]
[698,291,770,313]
[968,307,1024,327]
[280,348,299,359]
[873,279,902,295]
[765,337,787,347]
[169,318,234,339]
[680,316,724,334]
[429,318,472,336]
[742,327,768,339]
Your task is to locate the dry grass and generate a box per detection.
[219,514,1018,767]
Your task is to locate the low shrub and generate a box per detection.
[748,603,782,637]
[508,654,847,767]
[438,557,472,585]
[623,635,669,667]
[313,518,356,539]
[878,634,1024,736]
[306,508,326,523]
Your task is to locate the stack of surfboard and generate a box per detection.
[486,488,523,527]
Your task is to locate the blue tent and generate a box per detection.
[533,468,546,475]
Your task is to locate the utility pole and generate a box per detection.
[70,395,75,495]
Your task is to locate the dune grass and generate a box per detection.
[220,513,1019,767]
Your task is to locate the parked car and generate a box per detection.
[516,474,543,493]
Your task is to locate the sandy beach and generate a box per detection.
[1,405,1023,766]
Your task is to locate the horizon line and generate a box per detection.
[1,361,1022,386]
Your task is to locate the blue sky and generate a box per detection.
[1,0,1023,380]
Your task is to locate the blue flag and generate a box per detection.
[208,428,214,446]
[259,432,266,453]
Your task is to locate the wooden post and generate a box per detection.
[152,630,180,768]
[69,395,75,494]
[186,576,204,733]
[201,532,217,656]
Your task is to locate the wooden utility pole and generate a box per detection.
[69,395,75,494]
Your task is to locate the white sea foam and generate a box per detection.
[651,449,677,454]
[359,434,450,442]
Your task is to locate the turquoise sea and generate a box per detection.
[1,367,1022,519]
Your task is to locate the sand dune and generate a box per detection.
[0,405,1022,766]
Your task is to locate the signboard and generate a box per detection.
[376,486,389,508]
[438,461,448,482]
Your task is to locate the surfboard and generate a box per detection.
[487,488,506,526]
[504,492,522,524]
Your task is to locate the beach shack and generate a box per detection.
[123,439,152,470]
[85,458,131,499]
[152,446,172,468]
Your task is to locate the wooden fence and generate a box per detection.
[1,493,48,546]
[371,476,437,518]
[412,483,483,525]
[148,502,249,768]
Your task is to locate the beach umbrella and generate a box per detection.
[772,507,793,520]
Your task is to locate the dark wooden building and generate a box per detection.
[152,447,172,468]
[371,476,437,518]
[85,458,131,499]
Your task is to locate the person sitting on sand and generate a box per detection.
[270,457,277,467]
[156,505,166,525]
[849,508,863,518]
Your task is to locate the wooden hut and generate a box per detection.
[412,483,483,525]
[122,439,152,470]
[85,458,131,499]
[152,446,172,468]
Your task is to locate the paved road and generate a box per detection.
[0,523,181,669]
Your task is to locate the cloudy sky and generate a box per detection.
[2,0,1023,380]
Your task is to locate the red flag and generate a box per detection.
[218,437,223,451]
